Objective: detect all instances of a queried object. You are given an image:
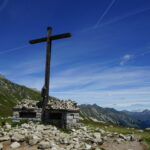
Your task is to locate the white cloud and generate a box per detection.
[120,54,134,66]
[4,57,150,111]
[51,86,150,111]
[49,65,150,111]
[99,7,150,28]
[80,6,150,33]
[4,59,45,78]
[51,65,150,90]
[105,102,150,107]
[94,0,116,28]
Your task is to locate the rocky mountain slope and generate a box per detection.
[80,104,150,129]
[123,110,150,129]
[80,104,139,128]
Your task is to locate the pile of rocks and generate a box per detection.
[14,99,38,109]
[14,99,79,111]
[0,121,140,150]
[46,99,79,111]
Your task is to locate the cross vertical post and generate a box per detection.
[41,27,52,122]
[29,27,71,123]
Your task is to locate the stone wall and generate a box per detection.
[13,108,42,122]
[44,109,66,128]
[66,112,80,129]
[43,109,79,129]
[13,108,79,129]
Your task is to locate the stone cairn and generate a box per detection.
[14,99,38,109]
[46,99,79,110]
[14,99,79,111]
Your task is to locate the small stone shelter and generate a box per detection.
[13,99,80,129]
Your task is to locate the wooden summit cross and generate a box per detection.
[29,27,71,122]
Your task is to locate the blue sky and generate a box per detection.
[0,0,150,111]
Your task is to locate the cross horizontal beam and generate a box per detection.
[29,33,71,44]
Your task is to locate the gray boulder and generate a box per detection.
[11,133,25,142]
[38,141,51,149]
[93,133,101,140]
[0,143,3,150]
[10,142,21,149]
[0,135,10,142]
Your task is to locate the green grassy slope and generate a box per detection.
[0,75,61,117]
[0,75,42,116]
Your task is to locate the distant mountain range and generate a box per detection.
[0,74,150,129]
[80,104,150,129]
[123,109,150,129]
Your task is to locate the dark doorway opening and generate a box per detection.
[49,113,62,119]
[19,112,36,118]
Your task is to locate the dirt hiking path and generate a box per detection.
[101,140,145,150]
[2,140,145,150]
